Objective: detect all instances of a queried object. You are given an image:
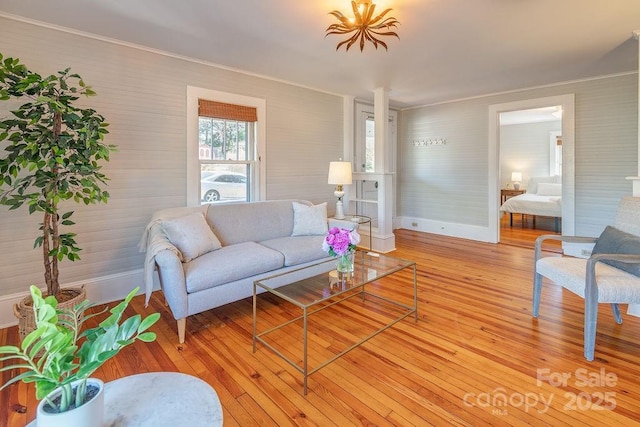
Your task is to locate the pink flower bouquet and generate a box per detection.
[322,227,360,257]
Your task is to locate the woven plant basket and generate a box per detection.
[13,286,87,342]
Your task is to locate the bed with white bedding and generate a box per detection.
[500,176,562,231]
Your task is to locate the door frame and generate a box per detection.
[488,94,575,243]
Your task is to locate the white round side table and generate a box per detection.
[28,372,223,426]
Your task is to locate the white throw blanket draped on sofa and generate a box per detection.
[137,205,208,306]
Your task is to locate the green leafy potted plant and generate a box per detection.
[0,285,160,427]
[0,53,116,336]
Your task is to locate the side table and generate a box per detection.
[333,214,372,251]
[27,372,223,426]
[501,188,525,204]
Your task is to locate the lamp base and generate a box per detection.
[334,200,345,220]
[334,189,346,219]
[514,183,520,190]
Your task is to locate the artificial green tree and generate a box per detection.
[0,53,116,297]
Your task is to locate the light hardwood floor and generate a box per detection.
[2,228,640,426]
[499,213,562,252]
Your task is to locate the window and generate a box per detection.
[549,131,562,176]
[186,87,266,206]
[554,136,563,176]
[198,103,254,204]
[363,116,375,173]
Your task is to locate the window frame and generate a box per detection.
[186,86,266,206]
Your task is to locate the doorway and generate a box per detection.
[488,94,575,244]
[498,106,562,247]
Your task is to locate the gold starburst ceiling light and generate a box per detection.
[325,0,399,52]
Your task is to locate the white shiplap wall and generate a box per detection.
[398,73,638,239]
[399,101,491,228]
[500,120,561,189]
[0,17,343,308]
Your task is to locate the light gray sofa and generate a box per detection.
[141,199,352,343]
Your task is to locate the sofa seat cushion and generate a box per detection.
[260,236,328,267]
[536,257,640,302]
[184,241,284,293]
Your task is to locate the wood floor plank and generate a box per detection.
[2,228,640,426]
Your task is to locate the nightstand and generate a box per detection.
[501,188,526,204]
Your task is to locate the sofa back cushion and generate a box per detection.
[206,199,312,245]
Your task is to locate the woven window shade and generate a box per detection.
[199,99,257,122]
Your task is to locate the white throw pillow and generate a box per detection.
[291,202,328,236]
[527,175,560,194]
[161,212,222,262]
[536,183,562,196]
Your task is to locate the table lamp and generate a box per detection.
[327,161,352,219]
[511,172,522,190]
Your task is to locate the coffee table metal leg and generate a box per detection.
[303,306,308,395]
[413,265,418,322]
[252,282,257,352]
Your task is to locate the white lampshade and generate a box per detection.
[328,161,353,185]
[511,172,522,182]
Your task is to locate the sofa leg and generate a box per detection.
[177,318,186,344]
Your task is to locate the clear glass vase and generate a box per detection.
[336,250,355,273]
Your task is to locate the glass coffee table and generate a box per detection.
[252,251,417,394]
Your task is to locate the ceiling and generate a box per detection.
[1,0,639,109]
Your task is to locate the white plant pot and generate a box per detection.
[36,378,104,427]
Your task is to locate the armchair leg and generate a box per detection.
[611,304,622,324]
[533,273,543,317]
[584,298,598,361]
[177,318,186,344]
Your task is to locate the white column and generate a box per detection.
[628,30,640,197]
[627,30,640,316]
[371,87,395,252]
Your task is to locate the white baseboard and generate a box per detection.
[396,216,492,242]
[627,304,640,317]
[0,269,157,330]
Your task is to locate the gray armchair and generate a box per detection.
[533,197,640,361]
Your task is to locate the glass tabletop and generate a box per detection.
[346,214,371,224]
[255,251,415,308]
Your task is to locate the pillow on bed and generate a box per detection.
[536,183,562,196]
[527,176,560,194]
